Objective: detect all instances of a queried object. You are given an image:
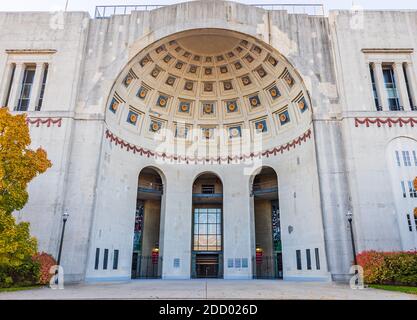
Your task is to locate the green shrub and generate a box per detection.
[0,257,40,288]
[357,251,417,286]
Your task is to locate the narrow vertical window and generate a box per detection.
[113,249,119,270]
[407,214,412,232]
[369,64,381,110]
[36,64,48,111]
[306,249,312,270]
[403,63,415,109]
[296,250,302,270]
[103,249,109,270]
[414,215,417,232]
[383,65,402,111]
[403,151,411,166]
[16,65,36,111]
[401,181,407,198]
[315,248,320,270]
[3,63,16,107]
[395,151,401,167]
[413,151,417,166]
[94,248,100,270]
[409,181,417,198]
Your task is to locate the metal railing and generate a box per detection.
[132,256,163,279]
[94,3,325,19]
[252,255,282,279]
[138,182,163,193]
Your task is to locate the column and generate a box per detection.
[394,62,410,111]
[374,63,388,111]
[0,63,14,106]
[404,63,417,110]
[29,63,44,111]
[7,63,24,110]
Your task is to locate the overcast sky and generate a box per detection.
[1,0,417,15]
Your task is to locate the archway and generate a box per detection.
[191,172,223,278]
[251,167,282,279]
[131,167,164,279]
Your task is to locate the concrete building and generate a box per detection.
[1,1,416,283]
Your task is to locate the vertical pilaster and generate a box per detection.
[374,63,388,111]
[404,63,417,110]
[8,63,24,110]
[394,62,410,111]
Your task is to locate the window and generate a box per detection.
[403,151,411,166]
[36,64,48,111]
[401,181,407,198]
[403,63,415,109]
[296,250,302,270]
[395,151,401,167]
[408,181,417,198]
[306,249,311,270]
[414,215,417,232]
[16,65,36,111]
[407,214,412,232]
[383,65,402,111]
[94,248,100,270]
[369,64,381,110]
[193,208,222,251]
[3,63,16,107]
[315,248,320,270]
[113,249,119,270]
[201,185,215,194]
[103,249,109,270]
[413,151,417,166]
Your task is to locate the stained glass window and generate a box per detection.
[193,208,222,252]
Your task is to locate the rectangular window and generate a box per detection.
[193,208,222,252]
[401,181,407,198]
[16,65,36,111]
[94,248,100,270]
[413,151,417,167]
[403,151,411,166]
[383,65,402,111]
[306,249,312,270]
[3,63,16,107]
[113,249,119,270]
[315,248,320,270]
[395,151,401,167]
[103,249,109,270]
[407,214,413,232]
[201,185,215,194]
[414,215,417,232]
[403,63,414,108]
[296,250,302,270]
[36,64,48,111]
[369,64,381,110]
[408,181,417,198]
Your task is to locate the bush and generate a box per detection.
[0,258,40,288]
[32,252,56,285]
[357,251,417,286]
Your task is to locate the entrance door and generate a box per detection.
[196,254,219,278]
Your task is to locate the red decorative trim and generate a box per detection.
[355,117,417,128]
[26,118,62,127]
[105,128,312,164]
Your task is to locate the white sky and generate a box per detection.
[1,0,417,15]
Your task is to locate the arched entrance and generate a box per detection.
[191,173,223,278]
[251,167,282,279]
[131,167,164,279]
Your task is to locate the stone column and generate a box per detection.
[374,63,388,111]
[29,63,44,111]
[7,63,24,110]
[0,63,15,106]
[394,62,410,111]
[404,63,417,110]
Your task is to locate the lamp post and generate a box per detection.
[346,210,357,266]
[57,212,69,266]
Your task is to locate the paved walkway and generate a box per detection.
[1,280,416,300]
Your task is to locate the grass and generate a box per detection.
[0,285,44,293]
[370,284,417,295]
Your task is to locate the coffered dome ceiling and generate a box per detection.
[106,29,312,152]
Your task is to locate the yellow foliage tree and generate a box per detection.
[0,107,51,214]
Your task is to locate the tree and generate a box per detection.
[0,107,51,214]
[0,107,51,285]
